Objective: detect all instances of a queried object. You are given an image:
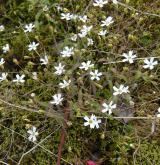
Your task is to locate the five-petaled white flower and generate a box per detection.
[84,114,101,129]
[98,29,107,36]
[157,107,160,118]
[27,126,39,142]
[102,101,116,114]
[78,25,93,38]
[113,84,129,96]
[59,80,71,88]
[87,38,94,46]
[0,73,8,82]
[2,44,9,53]
[80,25,93,34]
[101,16,114,27]
[61,13,72,20]
[93,0,108,8]
[122,50,137,64]
[60,46,74,57]
[143,57,158,70]
[40,55,48,65]
[90,70,102,81]
[13,74,25,83]
[24,23,35,33]
[79,61,94,70]
[28,42,39,51]
[0,25,5,32]
[0,58,5,66]
[50,93,63,105]
[54,63,65,75]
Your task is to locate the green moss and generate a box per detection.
[135,141,160,164]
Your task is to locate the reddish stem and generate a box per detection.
[56,107,70,165]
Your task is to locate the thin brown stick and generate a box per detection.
[57,107,70,165]
[0,98,63,119]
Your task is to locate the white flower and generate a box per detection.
[112,0,118,4]
[79,61,94,70]
[98,29,107,36]
[93,0,108,8]
[143,57,158,70]
[84,114,101,129]
[123,86,130,93]
[50,93,63,105]
[78,32,87,38]
[40,55,48,65]
[54,63,65,75]
[157,107,160,117]
[32,72,38,80]
[28,42,39,51]
[13,74,25,83]
[0,58,5,66]
[80,25,93,34]
[24,23,35,33]
[2,44,9,53]
[102,101,116,114]
[70,34,78,41]
[0,25,5,32]
[60,46,74,57]
[0,73,8,82]
[92,115,102,129]
[113,84,129,96]
[84,115,95,128]
[90,70,102,81]
[79,15,88,23]
[61,13,72,20]
[122,50,137,64]
[59,80,71,88]
[27,126,39,142]
[87,38,94,46]
[101,16,114,27]
[78,26,92,38]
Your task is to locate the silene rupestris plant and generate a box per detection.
[0,0,160,164]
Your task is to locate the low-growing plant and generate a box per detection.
[0,0,160,164]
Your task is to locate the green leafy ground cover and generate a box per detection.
[0,0,160,164]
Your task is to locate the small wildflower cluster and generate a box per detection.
[0,0,159,137]
[61,13,88,22]
[83,83,129,128]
